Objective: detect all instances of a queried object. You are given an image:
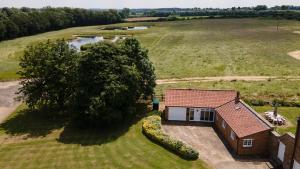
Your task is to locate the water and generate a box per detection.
[127,26,149,30]
[69,36,104,51]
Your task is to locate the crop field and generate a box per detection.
[0,105,207,169]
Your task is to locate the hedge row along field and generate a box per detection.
[142,114,199,160]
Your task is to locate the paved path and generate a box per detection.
[0,81,21,123]
[162,125,271,169]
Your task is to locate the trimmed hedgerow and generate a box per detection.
[142,115,199,160]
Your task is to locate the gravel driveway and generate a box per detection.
[162,125,272,169]
[0,81,21,123]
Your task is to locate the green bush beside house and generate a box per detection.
[142,114,199,160]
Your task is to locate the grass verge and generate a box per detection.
[0,104,208,169]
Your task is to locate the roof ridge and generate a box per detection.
[215,99,236,109]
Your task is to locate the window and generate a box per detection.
[243,139,253,147]
[199,109,214,122]
[230,130,235,140]
[222,120,226,129]
[189,109,194,121]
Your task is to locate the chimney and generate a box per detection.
[235,91,240,103]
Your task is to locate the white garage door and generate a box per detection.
[277,142,286,162]
[293,160,300,169]
[168,107,186,121]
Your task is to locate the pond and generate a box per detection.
[127,26,149,30]
[101,26,149,31]
[69,36,104,50]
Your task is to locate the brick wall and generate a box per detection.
[237,130,270,156]
[293,118,300,167]
[214,113,239,154]
[214,112,270,156]
[280,134,295,169]
[268,131,282,167]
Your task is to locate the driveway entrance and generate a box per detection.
[162,125,272,169]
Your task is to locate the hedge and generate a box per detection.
[142,115,199,160]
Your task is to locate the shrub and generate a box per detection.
[142,115,199,160]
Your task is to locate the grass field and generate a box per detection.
[254,106,300,134]
[0,105,208,169]
[1,18,300,80]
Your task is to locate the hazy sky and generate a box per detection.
[1,0,300,9]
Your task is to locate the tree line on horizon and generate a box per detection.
[139,5,300,20]
[0,7,130,41]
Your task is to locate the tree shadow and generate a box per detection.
[57,102,150,146]
[0,107,68,138]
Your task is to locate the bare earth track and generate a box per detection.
[0,81,21,123]
[288,51,300,60]
[156,76,300,84]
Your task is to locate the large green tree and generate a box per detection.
[72,39,155,125]
[18,40,79,110]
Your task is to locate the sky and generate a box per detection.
[1,0,300,9]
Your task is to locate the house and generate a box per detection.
[164,89,273,156]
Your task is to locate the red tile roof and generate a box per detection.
[165,89,237,108]
[216,100,271,138]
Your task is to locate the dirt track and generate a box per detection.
[288,51,300,60]
[156,76,300,84]
[0,81,21,123]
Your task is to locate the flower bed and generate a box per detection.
[142,114,199,160]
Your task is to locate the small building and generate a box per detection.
[164,89,273,156]
[292,117,300,169]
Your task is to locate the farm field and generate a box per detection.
[1,18,300,80]
[0,105,208,169]
[254,106,300,134]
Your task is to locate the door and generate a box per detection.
[293,160,300,169]
[191,108,201,121]
[168,107,186,121]
[277,142,285,162]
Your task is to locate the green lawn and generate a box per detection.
[1,18,300,80]
[254,106,300,134]
[0,104,208,169]
[155,79,300,101]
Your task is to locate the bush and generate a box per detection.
[142,115,199,160]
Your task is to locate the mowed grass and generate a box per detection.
[254,106,300,135]
[0,105,208,169]
[1,19,300,80]
[155,79,300,101]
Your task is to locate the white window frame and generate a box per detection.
[230,130,235,140]
[222,120,226,129]
[243,139,253,147]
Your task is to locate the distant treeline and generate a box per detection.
[136,6,300,21]
[0,7,129,41]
